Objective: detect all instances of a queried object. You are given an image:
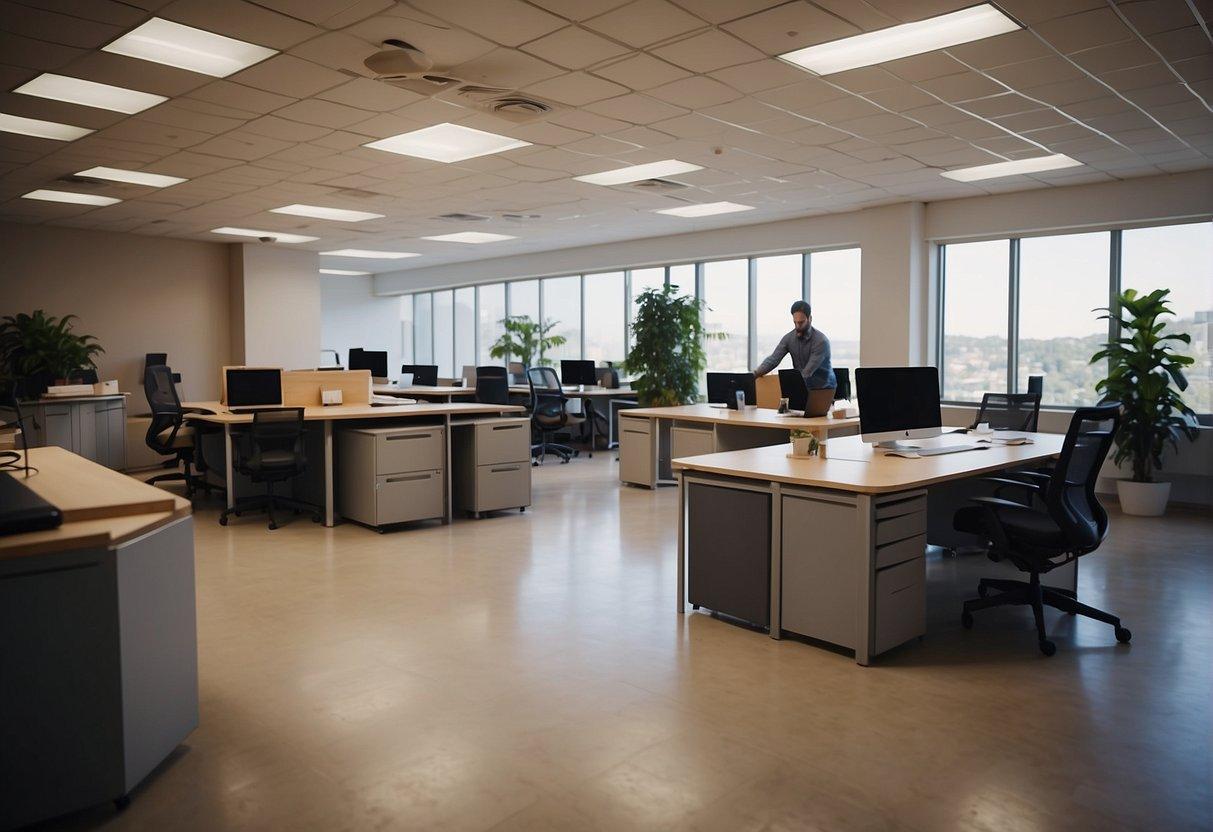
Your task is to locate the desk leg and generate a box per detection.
[676,471,686,614]
[855,494,874,666]
[223,425,234,512]
[323,420,334,527]
[442,414,451,525]
[585,400,596,458]
[769,482,782,640]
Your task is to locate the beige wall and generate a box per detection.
[0,222,231,402]
[229,245,321,370]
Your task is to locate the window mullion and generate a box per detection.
[1008,239,1019,395]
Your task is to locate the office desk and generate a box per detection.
[672,433,1067,665]
[508,386,638,452]
[619,404,860,488]
[373,384,477,402]
[184,401,524,527]
[0,448,196,828]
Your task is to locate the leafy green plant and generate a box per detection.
[624,283,720,407]
[488,315,567,368]
[0,310,104,393]
[1092,288,1198,483]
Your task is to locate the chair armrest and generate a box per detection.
[969,496,1041,557]
[1016,470,1052,483]
[982,476,1042,505]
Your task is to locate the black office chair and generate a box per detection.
[219,408,320,530]
[146,352,181,384]
[833,367,851,401]
[401,364,439,386]
[969,392,1041,431]
[143,364,201,497]
[474,366,510,405]
[527,366,582,465]
[953,404,1130,656]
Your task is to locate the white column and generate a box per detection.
[229,244,320,369]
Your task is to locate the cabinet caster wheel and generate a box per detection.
[961,611,973,629]
[1038,640,1056,657]
[1115,626,1132,643]
[519,506,525,513]
[268,522,278,531]
[114,795,131,811]
[219,515,228,526]
[377,528,386,534]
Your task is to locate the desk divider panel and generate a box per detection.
[282,370,371,407]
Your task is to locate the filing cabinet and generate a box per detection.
[452,418,531,517]
[337,424,445,529]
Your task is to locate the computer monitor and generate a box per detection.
[834,367,852,402]
[401,365,438,386]
[706,372,756,409]
[561,359,598,386]
[855,367,942,449]
[349,349,388,381]
[777,369,808,412]
[224,367,283,408]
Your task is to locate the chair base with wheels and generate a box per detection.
[960,571,1131,656]
[219,480,321,530]
[531,430,578,465]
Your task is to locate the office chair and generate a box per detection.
[401,364,439,386]
[969,392,1041,432]
[833,367,851,402]
[146,352,181,384]
[595,365,619,389]
[143,364,202,497]
[527,366,582,465]
[475,366,510,405]
[508,361,525,384]
[954,403,1130,656]
[219,408,320,530]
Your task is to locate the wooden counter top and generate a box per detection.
[623,403,859,431]
[181,400,524,424]
[0,447,190,559]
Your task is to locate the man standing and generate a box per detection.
[753,300,836,389]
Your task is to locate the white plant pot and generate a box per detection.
[791,437,812,456]
[1116,479,1171,516]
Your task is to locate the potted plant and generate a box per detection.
[0,310,104,398]
[488,315,566,369]
[624,284,720,406]
[789,428,818,457]
[1092,288,1198,516]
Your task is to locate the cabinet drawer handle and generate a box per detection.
[491,424,522,431]
[623,429,647,435]
[385,473,432,483]
[386,433,431,441]
[490,466,520,473]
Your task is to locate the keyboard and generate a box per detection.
[0,471,63,536]
[915,443,988,457]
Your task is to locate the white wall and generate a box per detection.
[230,245,321,370]
[320,276,401,377]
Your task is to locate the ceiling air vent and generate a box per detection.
[442,85,559,124]
[435,212,491,222]
[631,178,689,192]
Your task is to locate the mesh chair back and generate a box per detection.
[973,392,1041,432]
[527,366,566,422]
[528,366,561,391]
[251,408,305,454]
[144,364,184,452]
[475,366,510,405]
[1044,403,1119,553]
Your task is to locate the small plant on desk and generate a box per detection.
[790,429,819,457]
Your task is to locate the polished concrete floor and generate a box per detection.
[46,455,1212,831]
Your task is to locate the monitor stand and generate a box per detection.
[875,439,922,451]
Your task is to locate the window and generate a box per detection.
[629,267,665,323]
[1122,222,1213,415]
[509,279,538,322]
[399,295,414,365]
[477,283,505,364]
[809,248,861,372]
[702,259,749,373]
[584,271,625,365]
[432,289,453,378]
[542,275,581,364]
[941,239,1010,402]
[755,254,802,371]
[1018,232,1108,406]
[454,286,474,377]
[668,263,694,295]
[413,292,432,364]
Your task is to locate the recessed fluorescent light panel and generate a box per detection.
[210,227,318,243]
[0,113,92,141]
[574,159,703,186]
[270,204,385,222]
[656,201,756,218]
[76,166,187,187]
[22,189,121,206]
[779,4,1020,75]
[102,18,277,77]
[13,74,167,114]
[940,154,1083,182]
[421,232,516,244]
[319,269,371,276]
[320,249,419,259]
[363,123,531,163]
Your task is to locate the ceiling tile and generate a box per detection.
[407,0,564,47]
[652,29,765,73]
[243,114,333,142]
[708,58,807,93]
[916,72,1007,102]
[0,0,125,48]
[275,99,377,129]
[1034,7,1136,54]
[583,0,705,49]
[722,2,858,55]
[583,92,688,123]
[528,0,631,20]
[884,52,969,83]
[1149,26,1213,62]
[315,78,423,112]
[524,71,630,106]
[449,47,564,88]
[647,76,742,108]
[520,26,631,70]
[1117,0,1205,36]
[158,0,321,49]
[943,30,1054,70]
[666,0,784,24]
[231,55,351,98]
[592,53,691,90]
[187,81,297,113]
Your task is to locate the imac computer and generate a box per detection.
[706,372,756,410]
[224,367,284,412]
[856,367,943,450]
[349,349,389,383]
[561,359,598,389]
[401,365,439,386]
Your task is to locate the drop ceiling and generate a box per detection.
[1,0,1210,273]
